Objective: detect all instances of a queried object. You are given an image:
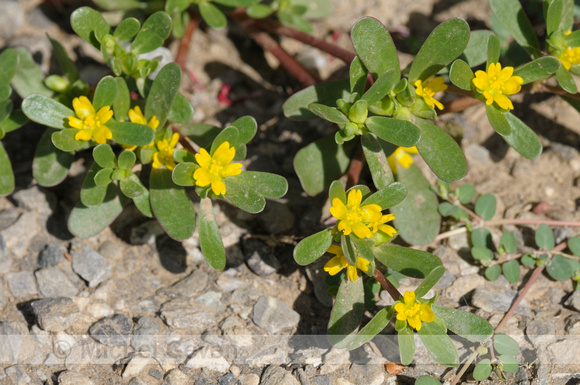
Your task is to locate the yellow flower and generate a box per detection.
[193,141,243,196]
[557,32,580,70]
[414,76,447,110]
[124,106,160,151]
[68,96,113,144]
[323,244,370,282]
[472,63,523,110]
[368,213,397,237]
[394,290,435,331]
[329,189,389,239]
[387,146,418,174]
[152,132,180,170]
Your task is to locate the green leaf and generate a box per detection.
[438,202,458,217]
[70,7,110,48]
[521,254,536,266]
[415,118,467,183]
[500,232,518,254]
[171,162,197,186]
[132,12,172,55]
[409,19,470,82]
[93,76,117,111]
[145,63,182,128]
[361,70,398,105]
[472,246,493,261]
[0,100,13,125]
[223,178,265,214]
[415,266,445,298]
[284,79,351,121]
[329,180,346,203]
[150,167,196,241]
[361,133,394,190]
[290,0,333,18]
[398,325,415,365]
[11,48,52,98]
[432,305,493,342]
[475,193,497,220]
[210,126,240,155]
[489,0,540,58]
[341,234,357,266]
[556,66,578,94]
[173,148,196,163]
[94,168,114,186]
[118,150,136,170]
[230,115,257,144]
[362,182,407,209]
[513,57,560,84]
[294,229,333,266]
[460,30,495,67]
[108,121,155,146]
[494,333,520,355]
[416,377,442,385]
[22,94,73,129]
[94,0,144,11]
[547,0,574,35]
[535,223,555,250]
[473,359,493,381]
[93,144,116,169]
[119,173,146,198]
[418,317,459,367]
[294,136,356,196]
[345,307,394,350]
[308,103,349,124]
[112,78,130,121]
[0,110,27,135]
[487,34,501,67]
[365,117,421,147]
[373,245,442,278]
[51,129,85,152]
[199,2,227,29]
[247,4,273,18]
[0,48,18,89]
[499,354,519,373]
[114,17,140,41]
[0,142,14,196]
[48,37,79,82]
[502,260,520,283]
[351,17,400,80]
[547,254,573,281]
[485,265,501,281]
[199,198,226,270]
[564,30,580,47]
[391,164,440,245]
[167,93,194,124]
[132,188,153,218]
[449,59,474,91]
[328,277,365,348]
[457,184,476,204]
[351,236,375,265]
[81,163,107,207]
[32,128,73,187]
[234,171,288,199]
[68,184,124,238]
[349,57,368,95]
[569,237,580,256]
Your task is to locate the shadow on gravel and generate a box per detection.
[155,235,187,274]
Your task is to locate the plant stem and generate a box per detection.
[346,148,365,189]
[450,350,479,385]
[373,268,402,301]
[536,83,580,101]
[231,15,319,87]
[175,12,199,71]
[486,218,580,227]
[434,226,467,243]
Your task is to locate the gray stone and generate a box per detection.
[129,378,147,385]
[1,211,38,258]
[0,321,29,363]
[564,291,580,312]
[238,374,259,385]
[4,365,31,385]
[219,373,235,385]
[12,186,55,217]
[526,320,557,347]
[161,369,189,385]
[38,244,63,268]
[35,267,79,298]
[231,286,261,304]
[565,314,580,335]
[89,314,133,346]
[0,282,6,308]
[123,354,151,379]
[0,0,24,41]
[157,269,208,298]
[216,269,248,292]
[465,143,491,165]
[58,370,95,385]
[0,235,11,275]
[161,297,217,330]
[349,364,385,385]
[31,297,80,332]
[149,368,163,379]
[471,288,530,315]
[551,142,578,161]
[253,296,300,334]
[185,346,230,373]
[548,339,580,364]
[6,271,38,298]
[132,316,164,353]
[0,209,20,232]
[71,243,111,287]
[196,291,225,312]
[258,202,296,234]
[243,238,280,276]
[260,365,299,385]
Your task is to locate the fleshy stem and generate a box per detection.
[373,268,402,301]
[175,12,199,71]
[450,350,479,385]
[346,148,365,189]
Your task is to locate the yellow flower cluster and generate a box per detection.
[558,31,580,70]
[329,189,396,239]
[323,244,370,282]
[193,142,243,196]
[394,290,435,331]
[68,96,113,144]
[472,63,523,111]
[414,76,447,110]
[387,146,418,174]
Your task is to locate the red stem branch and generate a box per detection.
[175,12,199,71]
[374,268,402,301]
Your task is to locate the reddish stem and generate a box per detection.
[345,148,366,189]
[175,12,199,71]
[374,268,402,301]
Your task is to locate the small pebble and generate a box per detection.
[38,243,63,268]
[31,297,80,332]
[89,314,133,346]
